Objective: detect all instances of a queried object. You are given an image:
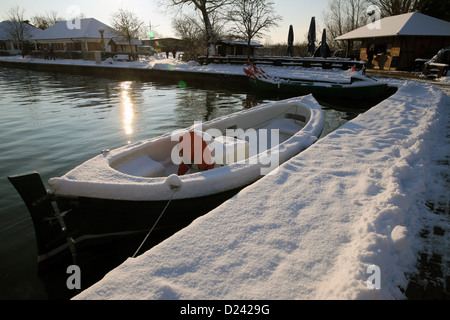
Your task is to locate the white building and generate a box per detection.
[32,18,117,53]
[32,17,141,54]
[0,20,42,55]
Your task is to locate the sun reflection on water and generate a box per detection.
[120,81,134,138]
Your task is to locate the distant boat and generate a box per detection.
[9,95,324,268]
[244,62,389,100]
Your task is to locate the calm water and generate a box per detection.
[0,66,362,299]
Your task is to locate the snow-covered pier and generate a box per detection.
[2,55,447,300]
[72,81,449,300]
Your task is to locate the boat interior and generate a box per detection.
[110,103,310,178]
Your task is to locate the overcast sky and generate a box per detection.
[1,0,333,44]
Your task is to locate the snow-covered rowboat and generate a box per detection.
[9,95,324,266]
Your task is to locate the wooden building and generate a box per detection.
[335,12,450,71]
[215,39,263,57]
[142,38,184,53]
[108,37,142,53]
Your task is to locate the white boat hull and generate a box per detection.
[49,95,324,202]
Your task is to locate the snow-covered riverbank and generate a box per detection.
[2,53,449,86]
[0,53,381,83]
[71,78,449,300]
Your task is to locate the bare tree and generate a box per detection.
[3,6,34,57]
[416,0,450,21]
[369,0,419,17]
[110,9,144,58]
[226,0,281,58]
[31,10,64,30]
[173,11,226,60]
[345,0,369,30]
[173,14,206,61]
[323,0,369,52]
[167,0,232,55]
[140,22,162,40]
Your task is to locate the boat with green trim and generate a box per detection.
[244,63,389,100]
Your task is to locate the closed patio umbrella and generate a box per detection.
[307,17,316,56]
[287,25,294,57]
[319,28,331,57]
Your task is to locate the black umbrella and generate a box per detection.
[287,25,294,57]
[319,28,331,58]
[307,17,316,56]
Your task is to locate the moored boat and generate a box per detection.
[244,62,389,100]
[9,95,324,267]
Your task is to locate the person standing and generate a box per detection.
[49,45,56,60]
[367,45,375,68]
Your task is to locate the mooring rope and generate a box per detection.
[46,209,78,266]
[131,190,177,258]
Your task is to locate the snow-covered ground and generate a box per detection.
[0,53,372,83]
[3,54,448,299]
[65,69,447,299]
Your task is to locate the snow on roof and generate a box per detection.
[32,18,117,40]
[0,21,42,41]
[336,12,450,40]
[217,39,264,47]
[109,37,142,46]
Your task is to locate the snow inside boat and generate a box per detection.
[10,95,324,265]
[50,95,324,202]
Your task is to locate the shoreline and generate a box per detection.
[0,56,401,110]
[0,57,251,91]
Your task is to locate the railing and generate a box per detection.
[198,55,366,71]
